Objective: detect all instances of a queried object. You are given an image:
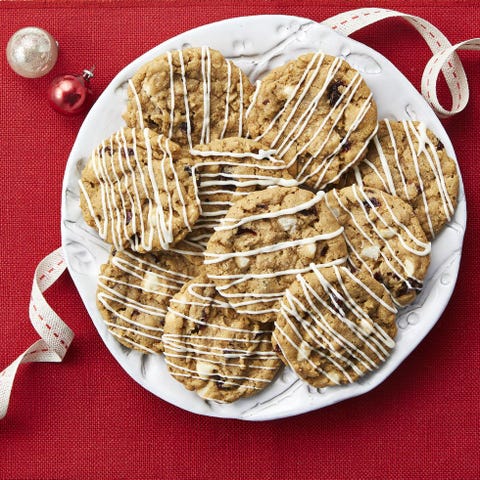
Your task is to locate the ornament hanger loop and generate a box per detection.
[82,67,95,80]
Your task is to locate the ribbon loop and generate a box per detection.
[422,39,480,117]
[0,247,72,419]
[322,7,478,118]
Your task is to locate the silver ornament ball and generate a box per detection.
[6,27,58,78]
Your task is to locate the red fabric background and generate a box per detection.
[1,1,479,479]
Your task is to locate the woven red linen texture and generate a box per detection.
[0,1,479,479]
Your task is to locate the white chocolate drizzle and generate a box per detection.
[79,128,196,252]
[97,249,198,353]
[325,185,431,305]
[205,190,347,315]
[162,279,279,397]
[252,52,376,189]
[354,119,456,238]
[273,265,396,386]
[200,46,212,144]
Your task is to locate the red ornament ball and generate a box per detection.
[47,69,94,115]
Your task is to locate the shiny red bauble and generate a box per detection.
[47,69,94,115]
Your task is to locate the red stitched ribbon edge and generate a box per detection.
[0,248,73,419]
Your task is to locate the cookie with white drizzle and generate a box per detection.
[97,247,202,353]
[246,51,378,190]
[272,265,397,388]
[204,186,348,322]
[79,127,200,253]
[186,137,296,249]
[325,185,431,306]
[123,47,254,149]
[163,272,282,403]
[348,119,459,240]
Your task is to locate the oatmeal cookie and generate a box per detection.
[273,265,397,388]
[350,119,459,239]
[163,272,281,402]
[79,127,200,252]
[325,185,431,306]
[246,51,378,190]
[97,247,201,353]
[205,186,348,321]
[123,47,254,148]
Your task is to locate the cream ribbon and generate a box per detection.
[0,248,73,419]
[322,7,480,118]
[0,8,478,419]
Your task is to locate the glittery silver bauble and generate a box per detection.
[6,27,58,78]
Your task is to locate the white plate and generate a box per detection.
[61,15,466,420]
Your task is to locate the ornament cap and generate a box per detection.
[82,67,95,81]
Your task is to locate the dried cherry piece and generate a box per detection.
[298,206,317,216]
[362,197,381,210]
[192,323,206,334]
[212,375,231,390]
[373,272,384,283]
[237,227,257,236]
[396,283,409,297]
[397,277,422,297]
[328,80,346,106]
[407,277,423,291]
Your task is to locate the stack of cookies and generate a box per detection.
[79,47,459,403]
